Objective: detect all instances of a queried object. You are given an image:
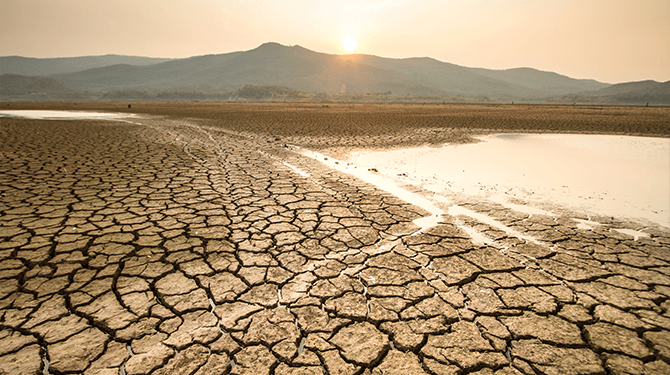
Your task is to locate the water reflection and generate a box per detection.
[0,110,136,120]
[350,134,670,228]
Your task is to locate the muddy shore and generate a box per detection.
[1,102,669,374]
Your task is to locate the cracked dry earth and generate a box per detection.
[1,114,670,375]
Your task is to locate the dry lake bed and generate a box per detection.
[1,102,669,375]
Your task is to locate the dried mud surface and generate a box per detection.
[4,101,669,151]
[1,102,670,375]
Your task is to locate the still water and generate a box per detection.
[350,134,670,228]
[0,110,136,120]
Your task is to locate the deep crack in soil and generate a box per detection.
[1,102,669,375]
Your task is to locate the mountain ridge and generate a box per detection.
[1,42,667,104]
[0,55,174,77]
[42,42,607,99]
[0,73,88,100]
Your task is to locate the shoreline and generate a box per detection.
[2,101,669,139]
[339,133,670,229]
[3,105,668,230]
[2,106,668,231]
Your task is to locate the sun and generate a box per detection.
[342,36,358,53]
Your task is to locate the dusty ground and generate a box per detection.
[1,102,670,375]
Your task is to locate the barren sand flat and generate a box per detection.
[1,102,670,374]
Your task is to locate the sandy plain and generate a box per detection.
[1,102,670,375]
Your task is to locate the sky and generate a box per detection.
[1,0,668,83]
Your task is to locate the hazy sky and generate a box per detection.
[2,0,668,83]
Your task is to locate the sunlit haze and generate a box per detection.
[343,37,358,53]
[1,0,668,83]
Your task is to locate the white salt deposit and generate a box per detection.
[282,162,310,178]
[290,146,446,233]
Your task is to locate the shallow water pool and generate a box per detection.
[0,110,136,120]
[349,133,670,228]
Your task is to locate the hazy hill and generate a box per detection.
[47,43,608,99]
[348,54,537,98]
[0,74,89,100]
[560,80,670,105]
[51,44,406,94]
[587,80,669,97]
[0,55,173,76]
[467,67,609,96]
[3,43,666,103]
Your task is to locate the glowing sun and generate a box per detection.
[342,36,358,53]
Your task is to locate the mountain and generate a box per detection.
[466,67,609,96]
[0,55,173,76]
[0,74,89,100]
[44,43,608,100]
[553,80,670,105]
[3,43,665,103]
[347,54,538,98]
[585,80,669,102]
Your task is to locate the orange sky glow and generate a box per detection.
[1,0,668,83]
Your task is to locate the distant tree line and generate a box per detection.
[2,73,667,105]
[236,85,304,100]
